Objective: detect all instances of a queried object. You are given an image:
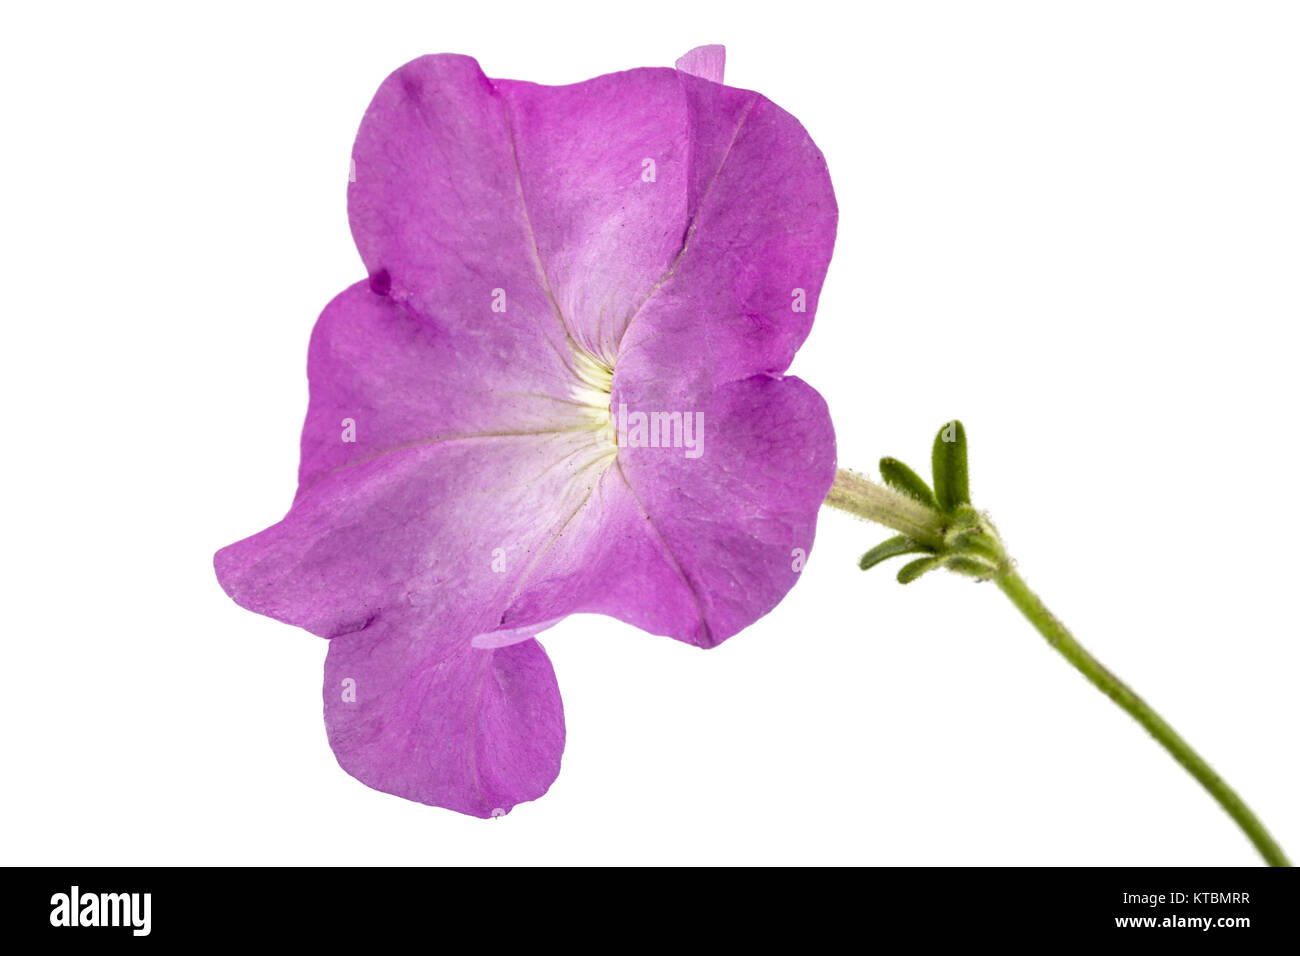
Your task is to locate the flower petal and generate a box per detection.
[347,54,571,363]
[601,374,836,646]
[675,44,726,83]
[492,68,696,360]
[496,375,837,648]
[297,280,601,499]
[325,611,563,816]
[616,76,838,383]
[349,55,833,378]
[215,424,613,641]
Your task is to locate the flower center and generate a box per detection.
[570,348,616,449]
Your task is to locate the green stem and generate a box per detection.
[996,570,1290,867]
[824,466,1290,866]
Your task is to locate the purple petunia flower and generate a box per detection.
[215,46,838,816]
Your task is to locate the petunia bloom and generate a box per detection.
[214,46,838,816]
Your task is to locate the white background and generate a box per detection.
[3,1,1297,866]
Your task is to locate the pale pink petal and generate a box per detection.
[675,44,726,83]
[326,612,563,817]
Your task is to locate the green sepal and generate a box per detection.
[932,419,970,512]
[947,504,980,531]
[878,457,939,510]
[948,529,1003,563]
[944,556,1000,580]
[859,535,930,572]
[897,555,943,584]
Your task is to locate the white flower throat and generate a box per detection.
[569,348,704,460]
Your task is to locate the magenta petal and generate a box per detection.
[347,55,570,363]
[326,612,563,816]
[492,376,836,648]
[215,277,625,642]
[595,375,836,646]
[675,44,726,83]
[215,430,612,641]
[492,69,694,359]
[296,280,600,499]
[348,54,832,376]
[619,77,837,383]
[350,51,700,362]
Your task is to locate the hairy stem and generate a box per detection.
[824,466,1290,866]
[996,570,1290,866]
